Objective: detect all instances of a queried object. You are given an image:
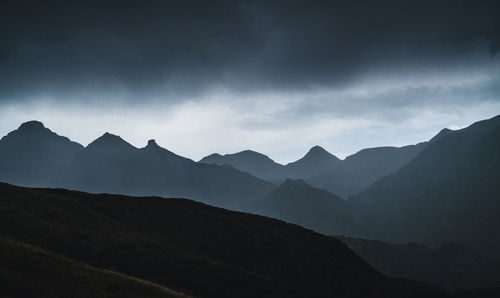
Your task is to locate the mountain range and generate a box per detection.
[0,123,273,210]
[1,115,500,290]
[200,140,427,198]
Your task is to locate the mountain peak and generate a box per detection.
[87,132,134,150]
[429,128,454,143]
[147,139,159,147]
[101,132,121,141]
[308,145,327,154]
[304,145,339,160]
[18,120,46,131]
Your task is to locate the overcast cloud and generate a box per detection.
[1,0,499,162]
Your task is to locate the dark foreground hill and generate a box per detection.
[0,182,460,298]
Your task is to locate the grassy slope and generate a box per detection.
[0,235,188,298]
[0,182,453,298]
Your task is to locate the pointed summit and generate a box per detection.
[140,139,192,163]
[300,145,340,162]
[284,145,340,178]
[95,132,125,143]
[429,128,453,143]
[305,145,337,158]
[86,132,135,151]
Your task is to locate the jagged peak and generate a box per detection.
[146,139,159,148]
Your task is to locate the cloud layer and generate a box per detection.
[1,0,499,162]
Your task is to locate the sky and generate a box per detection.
[1,0,500,163]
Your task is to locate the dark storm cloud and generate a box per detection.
[1,0,500,102]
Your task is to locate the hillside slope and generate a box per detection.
[0,182,450,298]
[339,237,500,290]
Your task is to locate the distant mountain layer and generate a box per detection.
[350,115,500,260]
[1,115,500,266]
[250,179,357,236]
[200,143,427,198]
[0,182,455,298]
[200,145,342,182]
[246,115,500,263]
[339,237,500,290]
[53,133,274,209]
[200,150,286,181]
[0,122,273,210]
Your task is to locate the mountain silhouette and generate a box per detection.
[308,142,428,197]
[0,182,458,298]
[200,150,286,181]
[201,143,427,198]
[0,121,83,187]
[52,132,273,209]
[200,146,343,182]
[251,179,357,235]
[283,145,342,178]
[349,115,500,260]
